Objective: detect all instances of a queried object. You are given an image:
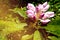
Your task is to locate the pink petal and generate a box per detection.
[43,4,50,12]
[27,3,35,11]
[36,4,43,12]
[38,4,43,9]
[28,13,35,18]
[42,12,54,19]
[26,10,35,18]
[43,2,48,7]
[39,13,44,19]
[45,12,54,18]
[42,15,48,19]
[40,19,50,23]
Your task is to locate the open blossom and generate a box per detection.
[26,2,54,24]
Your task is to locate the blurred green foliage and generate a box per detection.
[0,0,60,40]
[0,18,27,40]
[10,0,60,40]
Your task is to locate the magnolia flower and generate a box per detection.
[26,2,54,24]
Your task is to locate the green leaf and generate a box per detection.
[33,30,42,40]
[0,20,27,40]
[21,34,33,40]
[10,7,27,18]
[44,16,60,36]
[48,36,60,40]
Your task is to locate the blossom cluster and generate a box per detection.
[26,2,54,24]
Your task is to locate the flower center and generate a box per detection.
[35,10,42,20]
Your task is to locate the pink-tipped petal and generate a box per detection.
[36,4,43,12]
[26,10,34,14]
[45,12,54,18]
[42,15,48,19]
[26,10,35,18]
[27,3,35,11]
[43,4,50,12]
[40,19,50,23]
[38,4,43,9]
[42,12,54,19]
[43,2,48,7]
